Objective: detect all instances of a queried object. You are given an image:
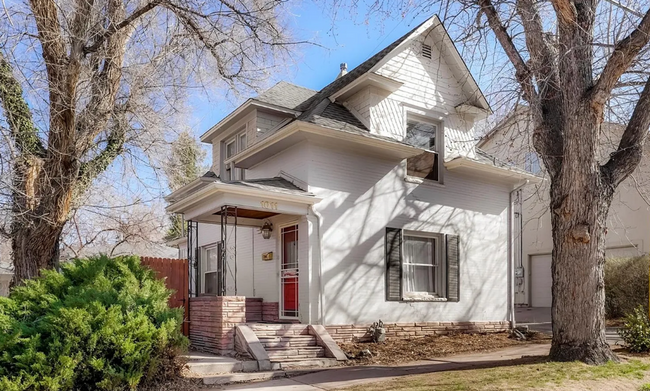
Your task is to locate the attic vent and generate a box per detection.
[421,44,432,59]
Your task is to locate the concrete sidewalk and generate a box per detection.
[219,344,551,390]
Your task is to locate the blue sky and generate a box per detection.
[188,2,433,138]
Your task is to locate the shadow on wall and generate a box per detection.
[310,146,510,325]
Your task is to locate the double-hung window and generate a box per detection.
[385,228,459,302]
[403,233,443,298]
[202,244,222,295]
[223,130,247,181]
[524,151,541,175]
[405,116,441,182]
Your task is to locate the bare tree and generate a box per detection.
[0,0,300,285]
[339,0,650,363]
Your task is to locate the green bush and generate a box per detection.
[0,255,188,390]
[619,306,650,353]
[605,256,649,319]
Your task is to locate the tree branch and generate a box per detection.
[0,52,46,157]
[84,0,163,54]
[602,75,650,187]
[477,0,537,104]
[590,8,650,107]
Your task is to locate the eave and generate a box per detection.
[225,120,423,169]
[329,73,403,102]
[446,156,542,186]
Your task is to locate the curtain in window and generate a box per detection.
[403,236,435,293]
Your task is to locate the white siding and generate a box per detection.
[308,143,510,325]
[371,35,477,156]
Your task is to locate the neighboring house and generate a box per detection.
[479,106,650,307]
[166,15,536,333]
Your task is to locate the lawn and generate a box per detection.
[340,356,650,391]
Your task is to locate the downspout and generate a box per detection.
[509,180,529,330]
[308,206,325,326]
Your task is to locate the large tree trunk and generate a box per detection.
[547,106,617,364]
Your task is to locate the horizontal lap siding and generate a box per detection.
[308,144,510,325]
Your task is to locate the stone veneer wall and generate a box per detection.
[189,296,245,355]
[262,302,279,322]
[326,321,511,343]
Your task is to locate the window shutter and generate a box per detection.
[446,234,460,302]
[385,227,403,301]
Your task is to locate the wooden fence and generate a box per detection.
[141,257,189,336]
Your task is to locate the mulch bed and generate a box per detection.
[339,331,551,366]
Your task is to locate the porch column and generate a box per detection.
[189,296,246,355]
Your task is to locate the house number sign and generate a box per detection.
[260,201,278,210]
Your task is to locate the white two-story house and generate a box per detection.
[166,15,536,332]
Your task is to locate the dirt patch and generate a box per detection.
[339,331,550,366]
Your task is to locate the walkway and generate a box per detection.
[219,344,551,390]
[515,307,622,344]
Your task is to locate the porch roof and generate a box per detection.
[165,177,320,226]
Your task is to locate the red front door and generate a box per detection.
[281,225,299,318]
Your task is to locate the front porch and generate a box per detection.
[166,175,323,324]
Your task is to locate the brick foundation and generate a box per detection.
[262,302,279,322]
[325,321,511,343]
[245,298,263,322]
[189,296,245,355]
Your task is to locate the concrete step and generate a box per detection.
[258,335,318,348]
[250,324,310,336]
[183,352,259,375]
[266,346,325,359]
[270,357,339,370]
[202,371,287,386]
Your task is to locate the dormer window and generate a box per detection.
[405,116,442,182]
[223,130,247,181]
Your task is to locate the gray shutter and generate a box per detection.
[385,227,402,301]
[446,234,460,302]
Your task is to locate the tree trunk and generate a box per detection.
[548,107,618,364]
[9,157,73,286]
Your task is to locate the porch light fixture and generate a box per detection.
[260,221,273,240]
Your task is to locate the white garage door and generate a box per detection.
[530,254,552,307]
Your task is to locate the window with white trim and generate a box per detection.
[202,244,221,295]
[403,233,444,299]
[524,151,541,174]
[223,130,247,181]
[405,116,441,182]
[385,228,459,302]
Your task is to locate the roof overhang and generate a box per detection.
[445,156,542,186]
[227,120,422,169]
[329,73,403,102]
[166,181,321,225]
[200,100,301,143]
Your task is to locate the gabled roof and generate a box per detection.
[202,15,490,143]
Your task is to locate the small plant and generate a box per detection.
[619,306,650,353]
[639,384,650,391]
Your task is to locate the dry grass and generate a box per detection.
[339,331,551,366]
[339,355,650,391]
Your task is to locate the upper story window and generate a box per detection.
[405,116,442,182]
[524,151,541,174]
[223,130,247,181]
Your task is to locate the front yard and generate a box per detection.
[340,351,650,391]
